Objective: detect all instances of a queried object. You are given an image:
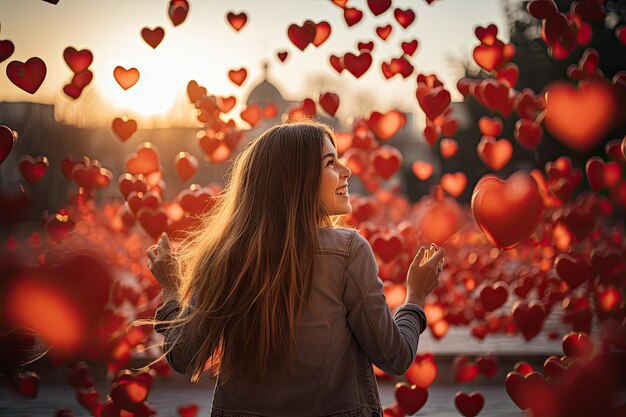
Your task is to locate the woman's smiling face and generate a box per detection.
[319,133,352,217]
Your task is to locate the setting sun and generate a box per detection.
[96,45,188,116]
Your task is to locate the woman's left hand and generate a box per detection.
[147,232,178,295]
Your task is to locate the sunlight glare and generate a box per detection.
[95,42,189,117]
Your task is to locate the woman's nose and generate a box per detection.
[341,161,351,178]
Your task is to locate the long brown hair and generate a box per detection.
[136,120,346,384]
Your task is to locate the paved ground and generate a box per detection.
[0,378,523,417]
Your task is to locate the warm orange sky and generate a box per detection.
[0,0,510,128]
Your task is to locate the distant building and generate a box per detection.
[0,101,56,132]
[243,61,341,136]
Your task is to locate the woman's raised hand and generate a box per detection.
[146,232,178,295]
[405,243,446,307]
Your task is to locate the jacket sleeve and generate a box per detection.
[343,232,428,376]
[153,296,197,375]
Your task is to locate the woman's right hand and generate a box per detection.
[405,243,446,307]
[147,232,179,297]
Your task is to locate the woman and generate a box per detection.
[144,120,445,417]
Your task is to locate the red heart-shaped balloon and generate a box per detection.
[472,41,505,72]
[495,63,519,88]
[412,160,432,180]
[262,103,277,119]
[480,79,513,116]
[562,331,593,360]
[72,162,112,191]
[174,152,198,181]
[572,1,605,22]
[141,27,165,49]
[441,172,467,197]
[177,403,199,417]
[344,51,372,79]
[394,382,428,415]
[228,67,247,86]
[401,39,418,56]
[77,387,100,413]
[394,8,416,28]
[113,66,140,90]
[67,361,94,389]
[476,136,512,171]
[418,86,451,120]
[419,199,461,244]
[240,104,261,127]
[11,371,40,398]
[217,95,236,113]
[367,110,405,140]
[0,39,15,63]
[329,54,344,73]
[544,79,617,153]
[475,23,498,46]
[376,24,392,41]
[514,119,543,149]
[126,143,160,175]
[63,83,82,100]
[226,11,247,32]
[370,232,403,263]
[527,0,558,19]
[453,355,479,383]
[198,131,231,163]
[287,21,316,51]
[604,138,626,164]
[118,173,148,199]
[63,47,93,73]
[6,57,47,94]
[137,207,168,239]
[126,190,161,216]
[585,157,621,191]
[168,0,189,26]
[319,92,340,116]
[543,12,569,44]
[512,300,546,341]
[405,353,437,388]
[277,50,288,62]
[357,41,374,53]
[440,138,458,159]
[312,21,332,47]
[343,7,364,27]
[478,116,503,137]
[110,377,149,412]
[478,282,509,312]
[0,125,15,165]
[177,185,217,215]
[616,26,626,45]
[506,371,556,415]
[44,213,75,243]
[454,391,484,417]
[370,145,402,180]
[367,0,392,16]
[554,254,592,290]
[476,353,498,378]
[112,117,137,142]
[71,69,93,90]
[514,89,540,120]
[514,361,534,376]
[471,171,544,249]
[186,80,207,103]
[19,155,48,184]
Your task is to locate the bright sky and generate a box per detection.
[0,0,511,128]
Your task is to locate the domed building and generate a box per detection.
[243,61,340,132]
[244,61,293,124]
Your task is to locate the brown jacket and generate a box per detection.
[154,227,427,417]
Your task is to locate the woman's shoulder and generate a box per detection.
[317,226,368,256]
